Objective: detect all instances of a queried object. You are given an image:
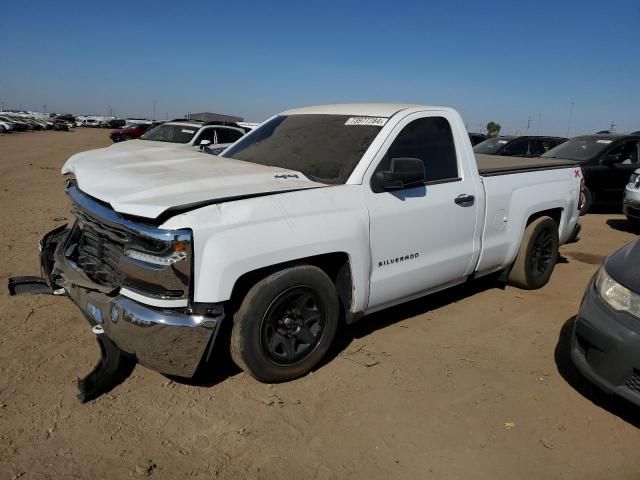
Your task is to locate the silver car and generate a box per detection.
[623,168,640,226]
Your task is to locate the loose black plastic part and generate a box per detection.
[77,334,136,403]
[7,276,53,296]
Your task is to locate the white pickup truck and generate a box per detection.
[9,104,583,390]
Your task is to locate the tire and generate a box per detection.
[579,187,592,216]
[508,216,559,290]
[627,217,640,231]
[123,135,133,141]
[230,265,339,382]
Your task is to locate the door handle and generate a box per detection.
[454,194,475,206]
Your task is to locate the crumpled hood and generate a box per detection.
[62,143,325,219]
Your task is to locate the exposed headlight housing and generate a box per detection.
[595,267,640,318]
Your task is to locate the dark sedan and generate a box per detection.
[474,135,567,157]
[571,239,640,406]
[543,134,640,214]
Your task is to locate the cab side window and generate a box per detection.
[216,128,244,144]
[503,139,529,156]
[194,128,217,145]
[373,116,459,189]
[608,140,640,164]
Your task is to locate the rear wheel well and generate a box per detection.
[229,253,353,319]
[526,208,562,229]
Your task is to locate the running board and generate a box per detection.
[7,276,57,296]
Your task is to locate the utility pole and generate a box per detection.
[43,104,47,113]
[609,121,617,132]
[566,101,575,138]
[527,116,531,131]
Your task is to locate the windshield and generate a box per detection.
[473,137,511,155]
[542,136,614,161]
[141,124,197,143]
[221,114,383,184]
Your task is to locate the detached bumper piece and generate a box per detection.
[8,276,54,296]
[566,222,582,244]
[8,274,135,403]
[77,329,135,403]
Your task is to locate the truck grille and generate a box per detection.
[72,206,128,289]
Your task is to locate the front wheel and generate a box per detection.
[230,265,339,382]
[508,216,559,290]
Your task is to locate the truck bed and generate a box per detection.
[476,154,577,176]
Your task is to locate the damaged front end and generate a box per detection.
[8,184,224,402]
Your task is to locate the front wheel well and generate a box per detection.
[228,252,353,318]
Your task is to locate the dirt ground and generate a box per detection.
[1,128,639,479]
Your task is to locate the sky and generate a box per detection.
[1,0,638,136]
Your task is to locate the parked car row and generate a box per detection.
[0,113,74,132]
[473,133,640,215]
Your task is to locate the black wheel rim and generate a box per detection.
[530,228,554,278]
[260,286,326,366]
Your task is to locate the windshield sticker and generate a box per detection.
[181,129,195,134]
[596,139,612,144]
[345,117,388,126]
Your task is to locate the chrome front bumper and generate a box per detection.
[38,226,223,377]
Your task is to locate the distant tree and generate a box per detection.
[486,121,502,137]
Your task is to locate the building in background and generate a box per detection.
[185,112,243,122]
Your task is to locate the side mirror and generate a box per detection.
[375,158,425,190]
[602,154,619,165]
[199,139,212,149]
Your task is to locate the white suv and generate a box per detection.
[139,119,249,154]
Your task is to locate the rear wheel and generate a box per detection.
[579,187,593,215]
[230,265,339,382]
[627,217,640,231]
[123,135,133,141]
[508,216,559,290]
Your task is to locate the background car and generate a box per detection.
[468,132,487,146]
[0,119,14,133]
[543,133,640,214]
[110,122,162,142]
[571,239,640,407]
[53,119,71,131]
[108,119,126,129]
[80,119,100,127]
[0,115,28,131]
[138,119,249,152]
[473,135,568,157]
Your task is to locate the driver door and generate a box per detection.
[364,111,483,312]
